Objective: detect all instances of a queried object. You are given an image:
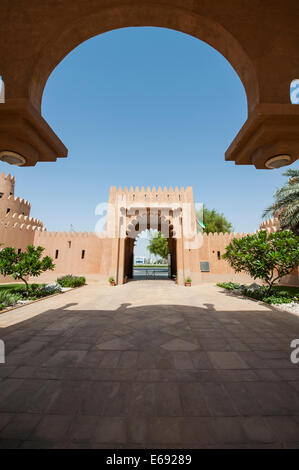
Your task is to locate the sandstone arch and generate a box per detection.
[0,1,298,168]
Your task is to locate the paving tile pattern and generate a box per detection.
[0,281,299,448]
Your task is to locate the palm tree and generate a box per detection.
[263,168,299,234]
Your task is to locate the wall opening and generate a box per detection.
[124,229,176,281]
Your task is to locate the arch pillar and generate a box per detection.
[0,99,67,166]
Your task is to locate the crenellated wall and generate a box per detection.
[0,171,45,283]
[259,218,280,233]
[0,175,297,287]
[186,232,256,284]
[0,172,15,197]
[0,172,31,218]
[0,223,44,283]
[3,212,43,230]
[32,230,112,283]
[109,185,192,204]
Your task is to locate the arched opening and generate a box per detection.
[31,7,258,114]
[123,212,178,283]
[2,2,298,169]
[127,229,177,281]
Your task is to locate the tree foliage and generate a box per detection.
[263,168,299,234]
[196,207,233,234]
[222,230,299,294]
[0,245,55,296]
[148,232,168,260]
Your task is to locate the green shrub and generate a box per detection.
[0,290,22,310]
[223,231,299,295]
[217,281,298,306]
[57,275,86,288]
[263,296,294,304]
[217,282,241,290]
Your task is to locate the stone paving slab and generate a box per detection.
[0,281,299,448]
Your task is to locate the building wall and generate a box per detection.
[0,174,297,287]
[186,232,256,284]
[0,223,39,283]
[0,172,44,283]
[32,231,110,283]
[0,172,31,218]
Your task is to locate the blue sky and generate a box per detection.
[4,27,298,244]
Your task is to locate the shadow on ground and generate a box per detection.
[0,300,299,449]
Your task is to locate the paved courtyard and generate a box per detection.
[0,280,299,449]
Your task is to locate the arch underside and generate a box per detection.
[1,1,299,168]
[30,4,257,114]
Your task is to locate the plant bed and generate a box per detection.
[217,282,299,307]
[0,283,85,315]
[57,274,86,288]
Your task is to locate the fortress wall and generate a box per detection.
[186,232,255,284]
[187,231,298,286]
[259,218,280,233]
[0,195,31,219]
[278,268,299,287]
[0,172,15,197]
[0,223,40,283]
[31,231,112,283]
[0,171,32,219]
[3,195,31,217]
[3,212,43,229]
[108,185,193,204]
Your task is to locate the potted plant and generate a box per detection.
[184,277,192,287]
[172,274,177,284]
[124,274,128,284]
[109,276,115,286]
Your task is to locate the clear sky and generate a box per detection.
[4,27,298,249]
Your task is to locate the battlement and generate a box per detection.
[5,212,43,228]
[109,185,193,203]
[0,221,44,232]
[202,232,249,238]
[35,231,98,238]
[0,171,15,186]
[259,218,279,233]
[7,194,31,209]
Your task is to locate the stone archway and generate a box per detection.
[1,1,299,169]
[104,186,197,286]
[124,223,178,282]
